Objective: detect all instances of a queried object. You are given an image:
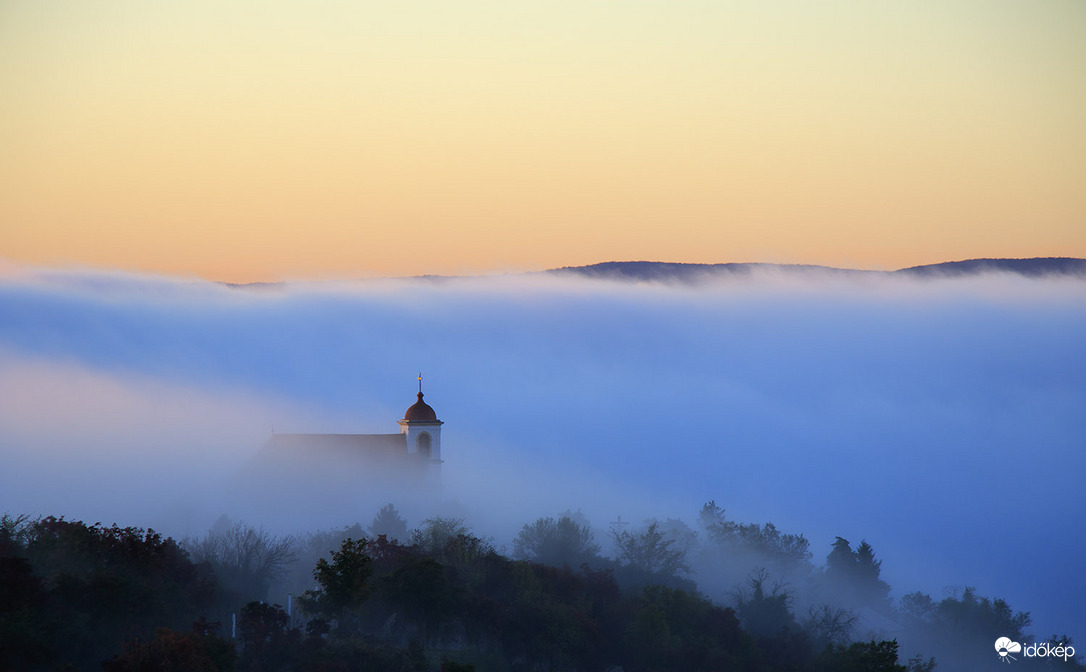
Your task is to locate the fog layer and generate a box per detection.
[1,266,1083,639]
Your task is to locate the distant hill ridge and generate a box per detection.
[895,257,1086,277]
[220,257,1086,288]
[548,257,1086,282]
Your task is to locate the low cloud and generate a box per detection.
[1,265,1083,638]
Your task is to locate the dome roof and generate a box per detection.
[403,392,437,421]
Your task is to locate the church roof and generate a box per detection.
[254,432,423,489]
[265,433,407,460]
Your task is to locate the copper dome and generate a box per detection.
[403,392,437,421]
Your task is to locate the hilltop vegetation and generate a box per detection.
[1,506,1080,672]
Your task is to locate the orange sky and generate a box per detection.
[2,1,1084,282]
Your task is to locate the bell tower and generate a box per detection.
[398,373,443,478]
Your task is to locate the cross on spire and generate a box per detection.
[418,371,423,394]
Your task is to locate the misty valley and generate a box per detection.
[2,262,1084,671]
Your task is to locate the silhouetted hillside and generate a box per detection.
[896,257,1086,278]
[216,258,1086,289]
[547,261,869,283]
[547,257,1086,283]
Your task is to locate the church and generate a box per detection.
[256,375,444,488]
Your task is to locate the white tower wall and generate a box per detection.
[400,421,442,462]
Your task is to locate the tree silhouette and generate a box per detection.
[825,536,857,580]
[237,601,290,664]
[804,603,857,647]
[303,538,374,620]
[733,568,798,638]
[610,521,688,577]
[853,540,891,608]
[822,536,890,609]
[185,521,296,605]
[513,515,601,567]
[897,587,1033,670]
[409,516,469,554]
[369,503,408,542]
[700,502,811,567]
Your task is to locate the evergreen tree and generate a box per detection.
[370,503,409,542]
[854,540,891,608]
[610,521,689,577]
[823,537,890,609]
[825,536,858,582]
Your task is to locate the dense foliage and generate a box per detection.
[1,506,1081,672]
[0,515,216,670]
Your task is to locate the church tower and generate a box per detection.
[398,373,443,478]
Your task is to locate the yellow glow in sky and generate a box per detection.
[2,1,1084,281]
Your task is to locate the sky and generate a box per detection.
[1,266,1084,641]
[2,1,1085,282]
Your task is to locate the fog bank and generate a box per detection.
[1,266,1083,639]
